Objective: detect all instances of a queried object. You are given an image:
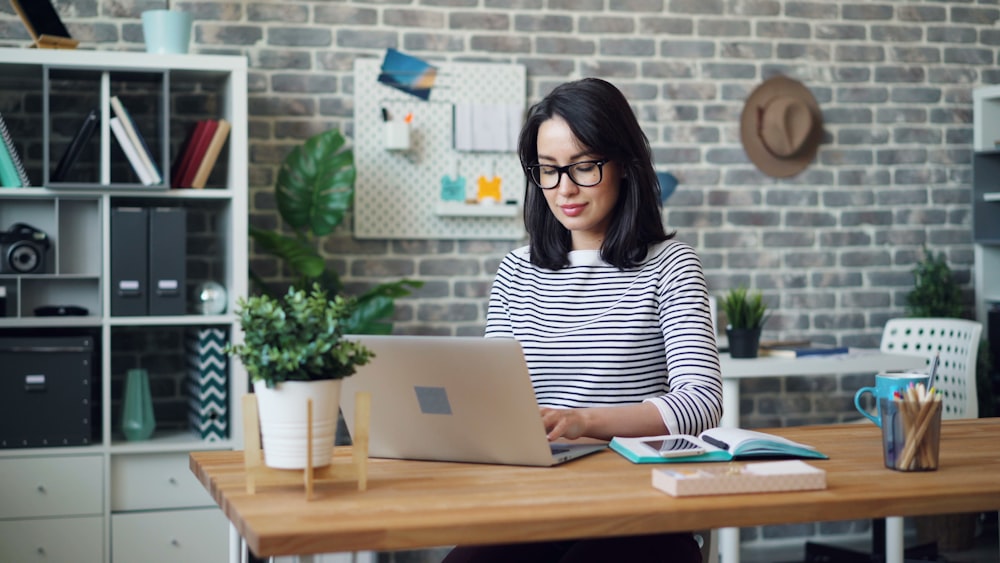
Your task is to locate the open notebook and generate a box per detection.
[340,335,606,466]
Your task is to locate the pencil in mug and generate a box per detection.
[895,383,942,470]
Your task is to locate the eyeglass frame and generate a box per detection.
[524,159,610,190]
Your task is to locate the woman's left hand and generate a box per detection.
[540,407,589,441]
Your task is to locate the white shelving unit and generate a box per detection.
[972,85,1000,327]
[0,48,247,563]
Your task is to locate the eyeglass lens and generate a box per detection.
[531,161,604,189]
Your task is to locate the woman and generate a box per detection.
[444,78,722,562]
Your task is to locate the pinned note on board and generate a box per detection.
[378,48,438,101]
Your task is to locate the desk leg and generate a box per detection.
[229,523,242,563]
[885,516,903,563]
[718,379,741,563]
[721,378,739,428]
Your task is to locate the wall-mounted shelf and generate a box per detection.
[434,201,519,218]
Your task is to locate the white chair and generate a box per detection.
[808,317,983,563]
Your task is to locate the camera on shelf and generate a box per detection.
[0,223,51,274]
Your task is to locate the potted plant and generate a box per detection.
[227,284,374,469]
[249,128,420,334]
[720,286,768,358]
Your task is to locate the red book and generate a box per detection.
[171,120,205,188]
[173,119,218,188]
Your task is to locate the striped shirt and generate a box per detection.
[485,240,723,436]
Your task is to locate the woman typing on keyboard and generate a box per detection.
[444,78,722,563]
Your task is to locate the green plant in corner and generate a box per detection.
[905,248,965,318]
[249,128,421,334]
[719,286,769,330]
[227,284,374,389]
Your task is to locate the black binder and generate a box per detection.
[148,207,187,316]
[110,207,148,316]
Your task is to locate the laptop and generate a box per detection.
[339,335,607,466]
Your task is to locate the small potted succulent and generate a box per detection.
[227,284,373,469]
[719,286,769,358]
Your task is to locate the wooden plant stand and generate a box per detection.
[241,391,370,500]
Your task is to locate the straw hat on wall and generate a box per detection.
[740,75,823,178]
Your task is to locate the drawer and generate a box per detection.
[112,507,229,563]
[111,452,214,511]
[0,455,103,519]
[0,516,103,563]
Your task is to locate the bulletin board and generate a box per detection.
[353,57,526,240]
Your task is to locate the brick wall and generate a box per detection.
[3,0,998,554]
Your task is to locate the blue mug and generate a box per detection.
[854,372,929,427]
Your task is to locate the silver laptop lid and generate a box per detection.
[340,335,590,466]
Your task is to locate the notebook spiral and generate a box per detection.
[0,112,30,187]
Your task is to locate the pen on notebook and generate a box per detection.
[702,435,729,451]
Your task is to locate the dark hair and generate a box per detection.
[518,77,672,270]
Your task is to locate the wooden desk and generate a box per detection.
[191,419,1000,559]
[717,350,926,563]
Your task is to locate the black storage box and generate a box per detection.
[0,336,97,448]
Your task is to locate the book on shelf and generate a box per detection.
[759,343,850,358]
[173,119,218,188]
[110,117,155,185]
[52,107,99,183]
[171,120,206,187]
[0,112,29,187]
[109,96,162,184]
[651,459,827,497]
[610,427,828,464]
[189,119,230,189]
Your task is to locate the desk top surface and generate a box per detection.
[190,418,1000,557]
[719,349,925,377]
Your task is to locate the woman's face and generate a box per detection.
[535,115,621,251]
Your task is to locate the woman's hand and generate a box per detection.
[540,407,590,441]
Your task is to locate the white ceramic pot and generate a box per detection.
[253,379,341,469]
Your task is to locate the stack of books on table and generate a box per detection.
[758,340,850,358]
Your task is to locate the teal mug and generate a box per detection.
[853,372,929,427]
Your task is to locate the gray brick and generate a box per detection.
[952,7,1000,26]
[537,36,597,55]
[668,0,724,16]
[898,5,946,23]
[350,259,416,278]
[385,9,446,28]
[199,24,263,46]
[786,211,837,228]
[271,73,338,94]
[784,251,836,268]
[891,46,942,64]
[249,5,308,23]
[470,35,530,53]
[514,14,572,33]
[720,41,771,59]
[639,17,694,35]
[405,34,465,52]
[580,16,635,34]
[417,303,480,323]
[315,6,378,26]
[600,38,655,57]
[837,86,889,104]
[785,2,837,20]
[842,4,893,21]
[928,26,977,44]
[550,0,603,10]
[835,45,885,63]
[756,22,811,40]
[419,258,481,276]
[611,0,666,12]
[660,40,715,58]
[449,12,510,30]
[944,47,995,65]
[699,20,751,38]
[761,231,815,247]
[336,29,397,49]
[815,24,865,41]
[871,25,923,43]
[776,43,830,61]
[269,27,332,47]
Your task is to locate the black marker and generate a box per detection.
[381,108,389,121]
[702,435,730,451]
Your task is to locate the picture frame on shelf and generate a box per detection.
[9,0,79,49]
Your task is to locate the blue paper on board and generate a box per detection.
[378,48,438,101]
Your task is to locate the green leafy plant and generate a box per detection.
[227,284,374,388]
[249,128,421,334]
[720,286,768,330]
[905,248,965,318]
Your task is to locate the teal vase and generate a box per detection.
[121,368,156,441]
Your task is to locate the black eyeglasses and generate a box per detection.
[525,159,609,190]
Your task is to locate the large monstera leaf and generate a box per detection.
[275,128,356,237]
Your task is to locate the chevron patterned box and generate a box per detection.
[186,328,229,441]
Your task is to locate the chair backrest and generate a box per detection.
[879,318,982,420]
